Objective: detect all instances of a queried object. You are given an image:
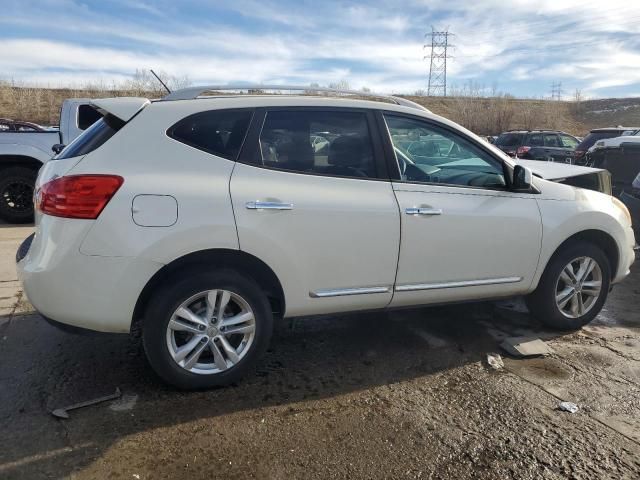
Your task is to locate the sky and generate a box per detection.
[1,0,640,99]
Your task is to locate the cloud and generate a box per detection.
[0,0,639,97]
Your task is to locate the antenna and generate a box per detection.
[425,27,453,97]
[150,69,171,94]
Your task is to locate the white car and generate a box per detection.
[587,129,640,154]
[17,86,635,389]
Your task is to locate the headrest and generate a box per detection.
[328,136,365,167]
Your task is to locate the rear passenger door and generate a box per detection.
[543,133,573,163]
[230,108,400,317]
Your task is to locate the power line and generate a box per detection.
[425,27,453,97]
[550,82,563,100]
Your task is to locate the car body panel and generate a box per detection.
[390,182,542,306]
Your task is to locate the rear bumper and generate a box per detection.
[16,217,163,333]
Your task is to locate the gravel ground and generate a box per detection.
[0,226,638,479]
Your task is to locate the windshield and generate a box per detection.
[55,114,124,160]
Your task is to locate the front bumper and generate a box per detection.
[16,218,163,333]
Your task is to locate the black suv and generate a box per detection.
[494,130,580,162]
[573,127,639,165]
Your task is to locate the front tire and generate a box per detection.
[0,166,37,224]
[143,269,273,389]
[526,241,611,330]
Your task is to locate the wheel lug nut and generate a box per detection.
[199,325,205,330]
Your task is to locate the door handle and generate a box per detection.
[405,207,442,216]
[245,201,293,210]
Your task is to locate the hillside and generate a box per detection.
[2,84,639,136]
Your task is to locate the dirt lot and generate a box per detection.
[0,225,639,479]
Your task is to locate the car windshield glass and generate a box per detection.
[494,133,523,147]
[55,114,124,160]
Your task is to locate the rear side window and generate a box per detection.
[168,109,253,161]
[528,133,544,146]
[77,105,103,130]
[56,114,124,160]
[494,133,523,147]
[256,110,376,179]
[543,134,560,147]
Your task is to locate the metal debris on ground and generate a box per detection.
[500,336,553,358]
[486,353,504,370]
[51,388,122,419]
[558,401,579,414]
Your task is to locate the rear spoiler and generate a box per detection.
[90,97,150,122]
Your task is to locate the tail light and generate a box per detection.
[38,175,124,219]
[516,146,531,156]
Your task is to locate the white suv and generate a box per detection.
[17,86,635,389]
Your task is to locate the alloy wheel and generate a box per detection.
[166,289,256,374]
[555,256,602,319]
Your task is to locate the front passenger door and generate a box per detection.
[382,113,542,307]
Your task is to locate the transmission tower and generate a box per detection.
[425,28,453,97]
[550,82,563,100]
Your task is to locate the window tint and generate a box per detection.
[257,110,376,178]
[77,105,103,130]
[543,134,560,147]
[169,109,253,161]
[559,134,579,148]
[384,114,505,189]
[56,114,124,160]
[528,133,544,146]
[494,133,523,147]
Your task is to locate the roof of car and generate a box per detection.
[589,127,640,132]
[500,129,568,134]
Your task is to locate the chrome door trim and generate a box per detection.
[395,276,522,292]
[405,207,443,216]
[245,201,293,210]
[310,286,391,298]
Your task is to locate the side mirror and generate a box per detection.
[512,164,533,191]
[52,144,65,155]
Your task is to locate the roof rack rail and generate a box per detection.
[162,85,430,113]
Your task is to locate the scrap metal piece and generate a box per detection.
[558,401,579,414]
[51,388,121,419]
[486,353,504,370]
[500,337,553,357]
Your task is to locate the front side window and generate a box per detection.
[168,109,253,161]
[559,134,579,148]
[256,110,376,178]
[384,114,506,189]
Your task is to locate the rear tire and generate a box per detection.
[143,269,273,389]
[526,241,611,330]
[0,166,37,224]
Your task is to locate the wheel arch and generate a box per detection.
[537,229,619,287]
[0,154,43,170]
[132,249,286,333]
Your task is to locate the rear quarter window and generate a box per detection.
[167,109,253,161]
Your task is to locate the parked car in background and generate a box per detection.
[586,141,640,195]
[17,86,635,389]
[0,99,101,223]
[0,118,47,132]
[573,127,639,165]
[587,129,640,155]
[620,172,640,237]
[494,130,580,162]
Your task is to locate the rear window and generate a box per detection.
[77,105,103,130]
[56,114,124,160]
[576,132,622,151]
[168,109,253,160]
[494,133,523,147]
